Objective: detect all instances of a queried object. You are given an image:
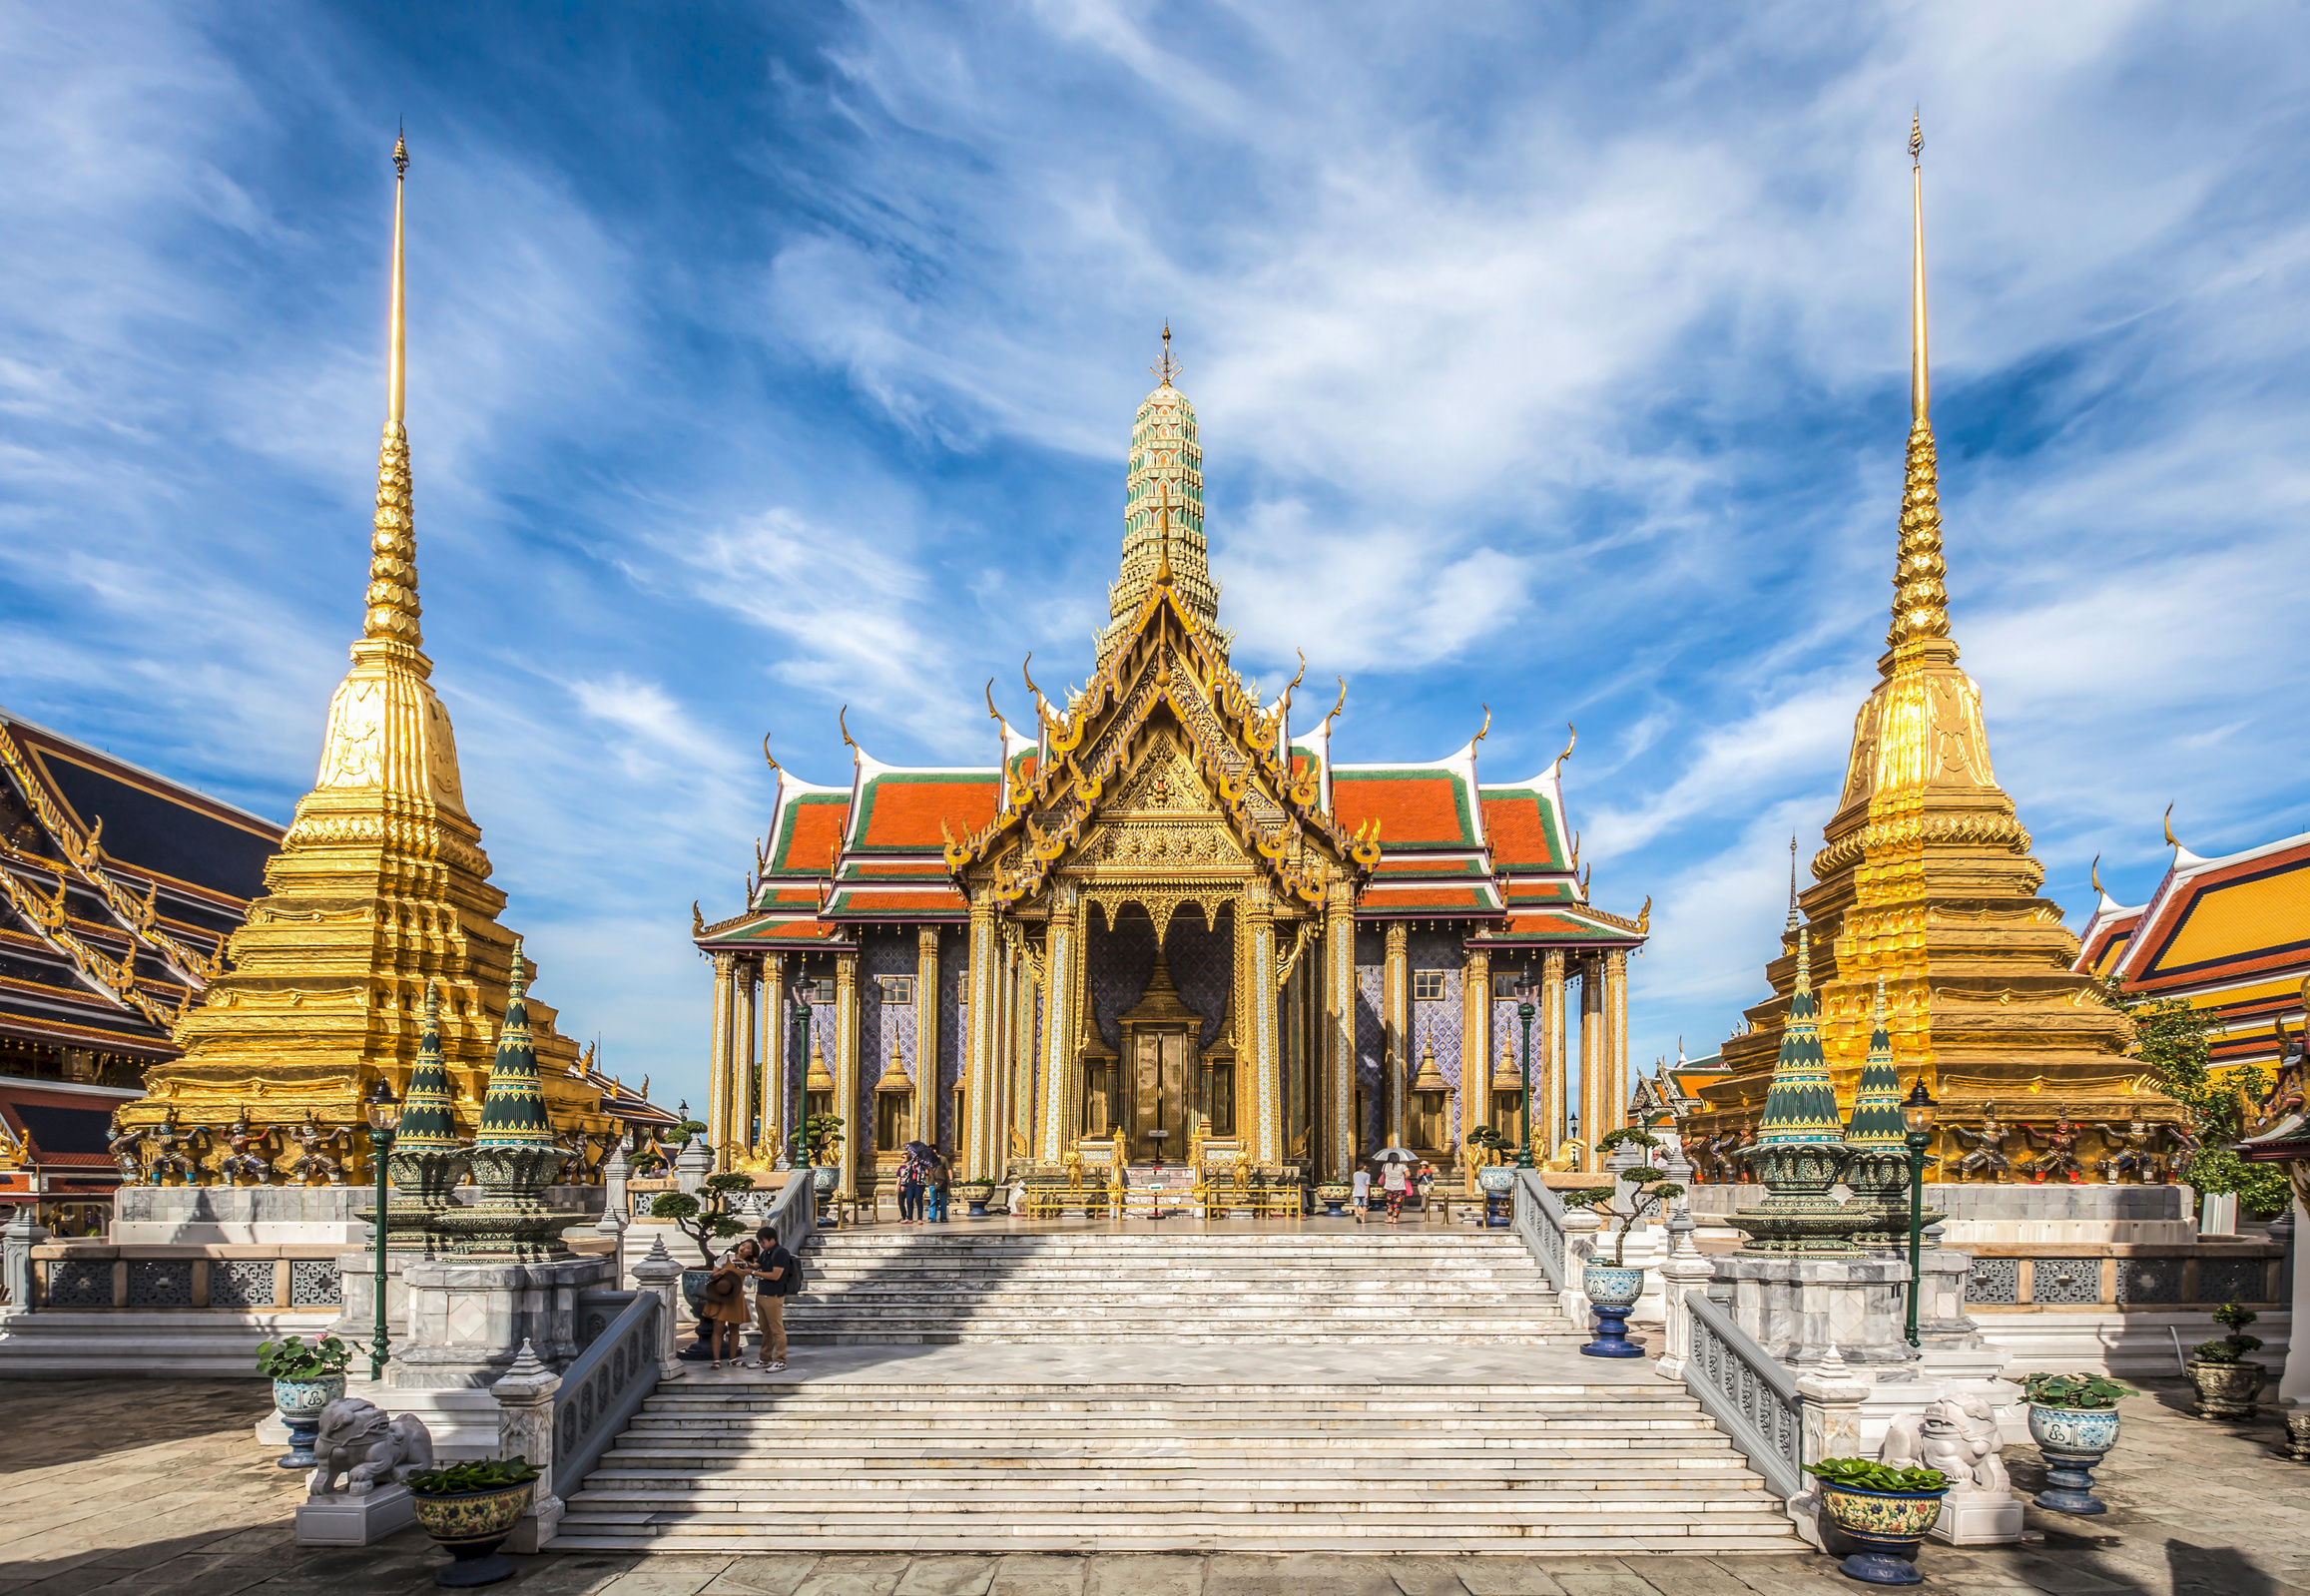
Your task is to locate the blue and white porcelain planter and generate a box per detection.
[1579,1264,1646,1358]
[2027,1403,2120,1515]
[272,1373,345,1470]
[1820,1481,1947,1585]
[1476,1166,1517,1195]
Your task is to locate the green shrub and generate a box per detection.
[2020,1371,2135,1409]
[2191,1301,2264,1365]
[256,1334,358,1379]
[1804,1457,1950,1493]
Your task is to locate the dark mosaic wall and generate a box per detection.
[1408,928,1466,1139]
[1166,906,1234,1051]
[1085,906,1159,1051]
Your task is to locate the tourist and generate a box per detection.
[748,1224,797,1371]
[896,1143,928,1225]
[701,1246,751,1367]
[1382,1162,1409,1224]
[929,1154,952,1224]
[1350,1166,1371,1224]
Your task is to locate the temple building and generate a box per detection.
[694,333,1650,1196]
[1682,124,2159,1179]
[2076,827,2310,1075]
[111,134,670,1179]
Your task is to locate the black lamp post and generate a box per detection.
[1902,1078,1938,1347]
[1513,970,1539,1170]
[792,984,814,1154]
[362,1077,401,1382]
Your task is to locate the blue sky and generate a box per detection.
[4,3,2307,1112]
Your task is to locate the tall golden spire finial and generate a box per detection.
[1150,319,1181,388]
[1886,109,1949,655]
[365,127,422,646]
[1785,834,1801,934]
[1151,476,1176,587]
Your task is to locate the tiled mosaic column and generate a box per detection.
[1605,947,1630,1145]
[1578,955,1605,1171]
[705,952,735,1160]
[1325,877,1357,1181]
[1460,947,1489,1180]
[915,927,942,1155]
[1383,921,1409,1149]
[760,952,786,1165]
[1039,883,1081,1163]
[835,947,861,1199]
[1541,949,1567,1158]
[963,893,999,1181]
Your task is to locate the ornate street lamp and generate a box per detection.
[792,984,814,1158]
[1901,1078,1938,1347]
[362,1076,401,1381]
[1512,969,1540,1170]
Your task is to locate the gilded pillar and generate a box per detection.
[731,957,758,1167]
[1606,947,1630,1146]
[761,952,787,1165]
[706,952,735,1157]
[1579,955,1604,1171]
[1324,878,1357,1180]
[915,925,942,1155]
[1038,882,1081,1163]
[963,894,998,1180]
[1248,879,1281,1165]
[1383,920,1409,1150]
[1461,946,1490,1174]
[834,947,861,1198]
[1541,948,1567,1159]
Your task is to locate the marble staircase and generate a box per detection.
[785,1229,1579,1344]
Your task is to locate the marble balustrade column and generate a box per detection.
[1541,949,1567,1159]
[1383,920,1409,1150]
[834,947,861,1199]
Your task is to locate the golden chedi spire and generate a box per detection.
[128,133,603,1158]
[1691,115,2138,1177]
[1102,322,1224,662]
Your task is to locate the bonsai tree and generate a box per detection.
[1560,1127,1684,1267]
[649,1171,757,1266]
[803,1113,846,1166]
[2190,1301,2264,1365]
[2019,1371,2135,1409]
[1465,1125,1516,1165]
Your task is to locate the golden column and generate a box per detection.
[914,925,942,1155]
[1605,947,1630,1144]
[730,956,758,1167]
[962,893,999,1180]
[706,952,736,1159]
[1460,947,1490,1177]
[1038,882,1082,1162]
[1383,920,1409,1149]
[834,947,861,1198]
[1541,948,1567,1158]
[1247,877,1281,1164]
[760,951,786,1165]
[1578,956,1605,1170]
[1324,877,1357,1179]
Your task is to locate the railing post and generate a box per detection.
[490,1338,563,1553]
[596,1139,631,1286]
[1561,1206,1601,1327]
[1653,1210,1715,1380]
[1,1207,45,1313]
[631,1235,687,1381]
[1788,1345,1869,1549]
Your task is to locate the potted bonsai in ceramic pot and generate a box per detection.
[1560,1127,1682,1358]
[406,1456,540,1587]
[1806,1456,1950,1586]
[2021,1370,2135,1515]
[257,1333,358,1471]
[2186,1301,2268,1420]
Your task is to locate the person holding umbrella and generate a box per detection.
[896,1139,932,1226]
[1373,1146,1417,1225]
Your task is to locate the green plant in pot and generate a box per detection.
[957,1175,999,1217]
[1805,1457,1950,1586]
[2185,1301,2267,1421]
[2020,1370,2134,1515]
[406,1457,541,1587]
[257,1333,359,1471]
[804,1113,847,1201]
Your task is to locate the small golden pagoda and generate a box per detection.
[117,134,626,1166]
[1689,121,2150,1175]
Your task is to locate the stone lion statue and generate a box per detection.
[1880,1393,2008,1497]
[306,1397,435,1497]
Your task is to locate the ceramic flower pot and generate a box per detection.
[1476,1166,1517,1195]
[959,1183,996,1218]
[1315,1183,1350,1217]
[2027,1403,2121,1515]
[1579,1264,1646,1359]
[412,1479,536,1587]
[811,1165,839,1193]
[1819,1481,1948,1585]
[2186,1359,2266,1422]
[272,1373,346,1470]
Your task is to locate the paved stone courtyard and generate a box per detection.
[0,1378,2303,1595]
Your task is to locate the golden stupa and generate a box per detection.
[1689,121,2148,1172]
[118,134,620,1165]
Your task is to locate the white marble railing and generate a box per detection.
[544,1289,661,1500]
[1682,1288,1804,1500]
[1510,1169,1568,1292]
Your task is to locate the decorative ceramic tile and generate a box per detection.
[1164,906,1233,1051]
[1085,905,1158,1052]
[937,927,966,1101]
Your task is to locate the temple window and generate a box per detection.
[1413,970,1446,1002]
[875,974,913,1004]
[1491,971,1532,1000]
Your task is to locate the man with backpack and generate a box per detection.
[747,1223,803,1371]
